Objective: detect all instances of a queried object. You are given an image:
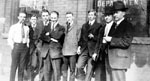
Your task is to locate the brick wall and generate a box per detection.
[0,0,5,33]
[0,0,14,33]
[4,0,13,33]
[47,0,88,29]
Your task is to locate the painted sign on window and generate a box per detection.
[96,0,147,36]
[97,0,143,7]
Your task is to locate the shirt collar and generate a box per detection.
[31,24,36,27]
[51,21,59,27]
[89,20,95,25]
[43,21,49,26]
[106,21,114,26]
[116,17,124,26]
[17,22,24,27]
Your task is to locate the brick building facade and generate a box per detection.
[0,0,93,34]
[0,0,149,37]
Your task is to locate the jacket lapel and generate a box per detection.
[108,22,116,36]
[67,23,74,32]
[88,21,97,31]
[53,23,60,32]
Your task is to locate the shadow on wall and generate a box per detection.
[131,45,150,68]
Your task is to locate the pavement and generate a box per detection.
[0,35,11,81]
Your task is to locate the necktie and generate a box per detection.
[67,22,70,33]
[21,24,25,43]
[44,21,47,26]
[51,23,55,31]
[21,24,25,38]
[89,22,92,26]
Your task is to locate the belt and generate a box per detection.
[14,43,27,45]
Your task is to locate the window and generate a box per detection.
[94,0,148,37]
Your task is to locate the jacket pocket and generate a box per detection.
[116,49,129,58]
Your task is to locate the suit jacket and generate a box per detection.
[97,19,133,69]
[37,21,51,58]
[94,22,116,61]
[78,21,102,56]
[28,24,40,54]
[62,21,80,56]
[49,23,65,58]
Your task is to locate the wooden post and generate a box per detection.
[10,0,20,25]
[147,0,150,36]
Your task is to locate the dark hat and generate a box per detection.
[113,1,128,12]
[103,6,114,16]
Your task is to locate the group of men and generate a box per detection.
[8,1,133,81]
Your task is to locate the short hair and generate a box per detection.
[41,9,50,15]
[88,9,97,16]
[66,11,73,15]
[30,14,38,19]
[18,11,26,16]
[50,11,59,17]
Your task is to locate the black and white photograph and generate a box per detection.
[0,0,150,81]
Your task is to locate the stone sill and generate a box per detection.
[1,33,150,44]
[132,37,150,45]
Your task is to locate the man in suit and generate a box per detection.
[100,1,133,81]
[38,9,52,81]
[94,6,116,81]
[27,15,41,81]
[62,12,80,81]
[48,11,65,81]
[76,9,102,81]
[8,11,29,81]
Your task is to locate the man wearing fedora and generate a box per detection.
[94,6,116,81]
[97,1,133,81]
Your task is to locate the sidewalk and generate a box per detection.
[0,35,11,81]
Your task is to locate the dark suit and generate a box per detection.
[76,21,102,81]
[27,24,41,81]
[39,22,65,81]
[94,22,116,81]
[49,23,65,81]
[38,21,52,81]
[96,19,133,81]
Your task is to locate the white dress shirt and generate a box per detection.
[7,23,29,49]
[104,21,114,36]
[103,21,114,43]
[51,21,58,31]
[89,20,95,26]
[50,21,59,42]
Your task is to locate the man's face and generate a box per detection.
[113,11,125,21]
[88,12,96,21]
[42,12,49,22]
[104,15,113,23]
[30,16,37,25]
[50,13,58,23]
[18,13,26,23]
[66,14,73,23]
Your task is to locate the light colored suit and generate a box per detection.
[62,21,80,56]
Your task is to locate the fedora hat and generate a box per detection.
[113,1,128,11]
[103,6,114,16]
